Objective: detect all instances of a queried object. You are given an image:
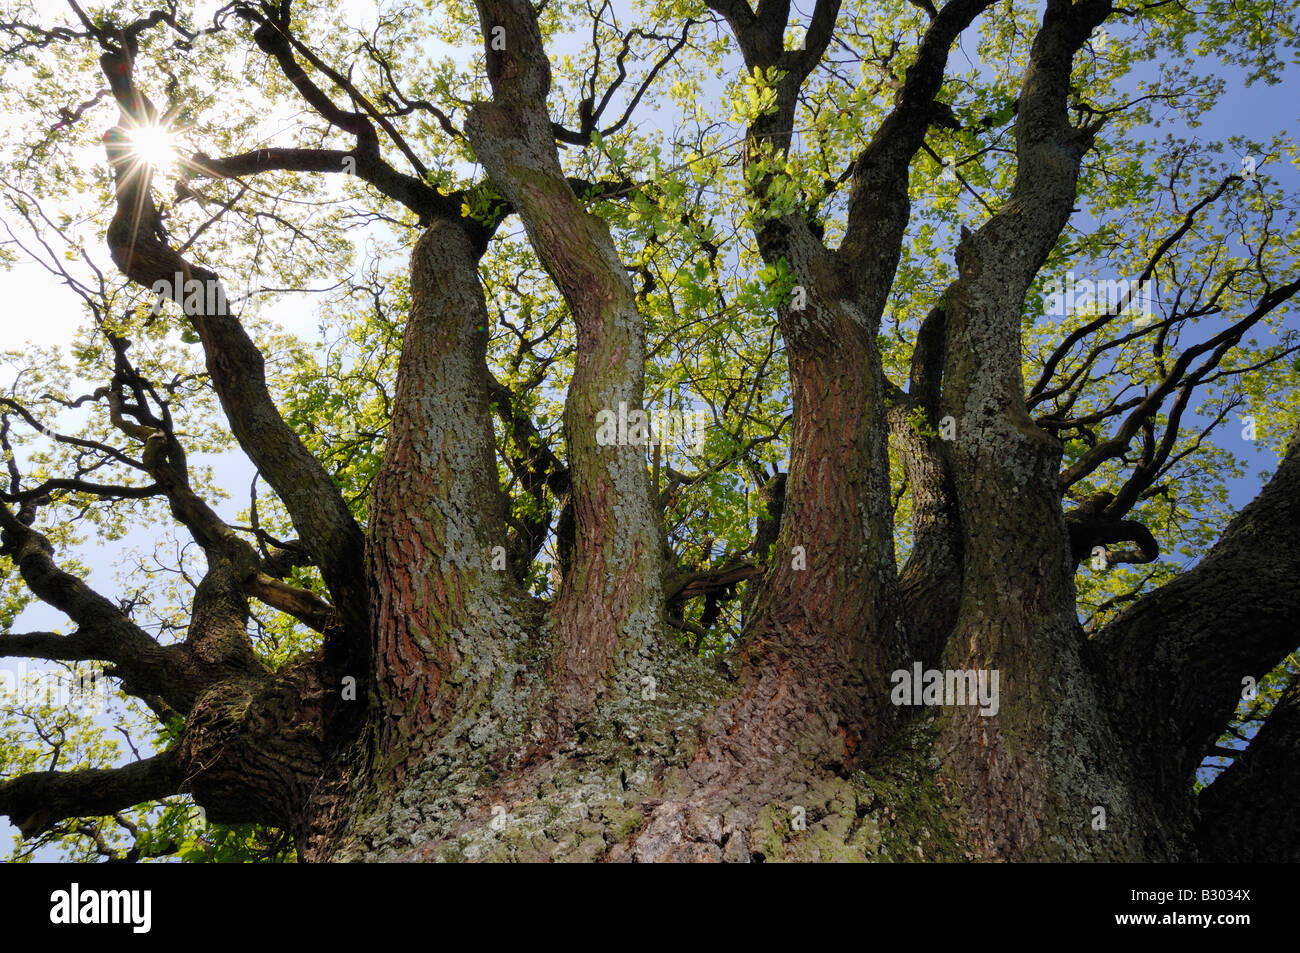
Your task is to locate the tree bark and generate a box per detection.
[366,219,530,778]
[465,0,667,728]
[5,0,1300,867]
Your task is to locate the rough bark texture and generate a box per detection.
[465,0,666,729]
[1195,674,1300,862]
[1094,419,1300,827]
[4,0,1298,865]
[367,220,526,775]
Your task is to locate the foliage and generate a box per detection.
[0,0,1296,859]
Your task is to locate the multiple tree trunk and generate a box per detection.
[1,0,1297,862]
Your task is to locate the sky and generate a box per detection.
[0,0,1297,857]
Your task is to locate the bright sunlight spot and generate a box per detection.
[126,123,177,173]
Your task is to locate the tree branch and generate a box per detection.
[0,505,206,711]
[1092,421,1300,812]
[0,747,184,838]
[466,0,666,721]
[1195,672,1300,861]
[97,44,368,673]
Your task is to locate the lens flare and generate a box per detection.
[126,123,177,173]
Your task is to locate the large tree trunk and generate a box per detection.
[7,0,1299,868]
[221,0,1289,863]
[314,0,1179,864]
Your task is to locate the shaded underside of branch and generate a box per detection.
[0,747,184,838]
[1093,422,1300,811]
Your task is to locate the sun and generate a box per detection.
[125,122,178,174]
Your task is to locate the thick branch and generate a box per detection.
[466,0,666,722]
[98,46,368,673]
[890,308,962,665]
[0,747,184,838]
[137,425,338,635]
[236,10,457,222]
[1092,422,1300,811]
[1195,673,1300,861]
[837,0,996,300]
[0,506,207,711]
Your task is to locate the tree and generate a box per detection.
[0,0,1296,862]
